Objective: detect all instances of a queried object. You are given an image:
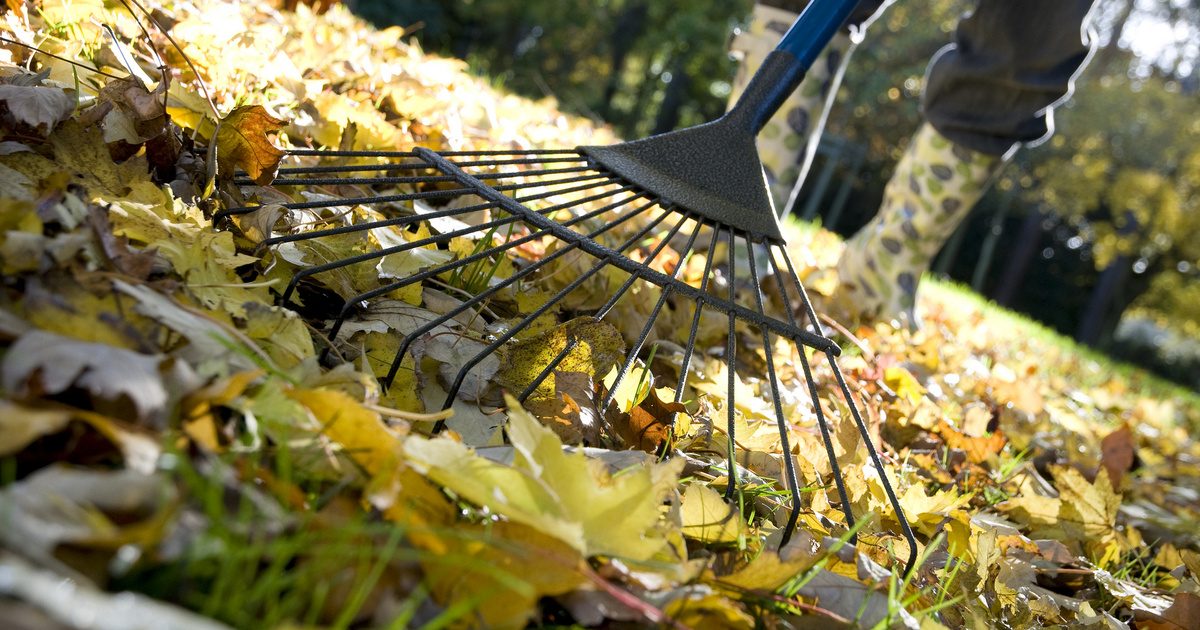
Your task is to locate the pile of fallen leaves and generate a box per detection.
[2,0,1199,628]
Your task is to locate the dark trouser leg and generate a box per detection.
[923,0,1098,156]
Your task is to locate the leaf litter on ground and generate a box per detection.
[1,1,1199,628]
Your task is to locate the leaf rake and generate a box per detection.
[219,0,919,574]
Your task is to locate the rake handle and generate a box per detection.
[727,0,859,134]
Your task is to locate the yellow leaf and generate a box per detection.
[424,521,585,630]
[0,401,71,456]
[884,365,925,404]
[663,590,755,630]
[286,387,453,541]
[680,484,745,544]
[216,105,286,185]
[404,394,683,561]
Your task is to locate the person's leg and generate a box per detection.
[729,1,886,211]
[835,0,1097,328]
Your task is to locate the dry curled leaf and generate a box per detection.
[1,329,180,422]
[216,105,286,185]
[0,85,75,133]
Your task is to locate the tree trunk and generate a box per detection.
[651,57,690,134]
[600,1,649,120]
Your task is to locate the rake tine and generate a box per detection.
[597,217,704,415]
[766,248,857,543]
[258,176,627,252]
[723,227,740,501]
[216,186,481,221]
[280,187,643,305]
[673,226,722,405]
[321,193,650,347]
[828,354,919,576]
[384,200,663,393]
[776,247,919,576]
[281,213,524,305]
[258,170,610,192]
[516,205,692,403]
[443,214,695,409]
[261,163,596,182]
[745,241,803,547]
[256,198,504,253]
[516,334,575,404]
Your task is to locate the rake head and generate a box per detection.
[220,144,919,574]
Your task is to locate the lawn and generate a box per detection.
[1,1,1198,628]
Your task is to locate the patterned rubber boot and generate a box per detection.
[833,123,1007,329]
[728,3,851,211]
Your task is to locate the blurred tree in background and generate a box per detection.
[349,0,1199,386]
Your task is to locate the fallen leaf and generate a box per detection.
[680,484,745,544]
[0,466,174,578]
[1136,593,1200,630]
[612,385,685,453]
[0,84,75,132]
[0,400,71,456]
[796,568,919,628]
[1099,424,1135,487]
[423,521,586,629]
[404,394,684,561]
[2,329,175,421]
[0,551,230,630]
[216,105,286,185]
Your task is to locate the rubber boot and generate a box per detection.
[728,3,851,211]
[833,123,1007,329]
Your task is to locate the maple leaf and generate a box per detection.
[404,394,684,561]
[215,105,286,185]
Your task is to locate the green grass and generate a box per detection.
[923,279,1200,414]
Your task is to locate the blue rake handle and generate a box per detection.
[727,0,859,134]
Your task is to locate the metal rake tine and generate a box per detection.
[516,206,693,403]
[444,212,696,410]
[281,212,523,305]
[384,199,663,392]
[280,187,644,304]
[258,176,630,252]
[217,186,481,221]
[745,241,803,547]
[766,248,856,542]
[827,354,918,576]
[232,176,630,223]
[260,170,610,193]
[263,163,596,182]
[673,226,723,404]
[597,217,704,415]
[724,226,739,502]
[776,247,919,576]
[321,193,651,347]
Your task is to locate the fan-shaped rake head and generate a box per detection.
[222,146,919,574]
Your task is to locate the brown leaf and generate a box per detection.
[937,419,1006,465]
[1100,424,1135,487]
[611,385,685,453]
[98,77,168,138]
[88,206,161,280]
[0,85,74,133]
[1135,593,1200,630]
[216,105,286,185]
